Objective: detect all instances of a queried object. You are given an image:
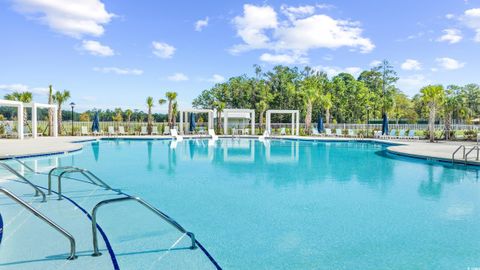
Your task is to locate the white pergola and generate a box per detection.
[0,99,24,139]
[24,102,58,138]
[223,109,255,135]
[266,110,300,136]
[178,109,214,135]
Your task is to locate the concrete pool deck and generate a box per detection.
[1,136,479,165]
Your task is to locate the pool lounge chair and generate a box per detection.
[171,128,184,141]
[386,129,397,139]
[108,126,116,136]
[163,126,171,135]
[280,127,286,136]
[311,127,321,136]
[407,130,419,140]
[347,129,356,138]
[397,130,406,139]
[2,125,17,138]
[151,126,159,135]
[198,127,206,135]
[81,126,90,136]
[325,128,333,136]
[335,129,343,137]
[374,131,382,138]
[140,126,148,135]
[118,126,126,135]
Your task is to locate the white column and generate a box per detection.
[291,112,295,136]
[17,104,24,139]
[224,111,228,135]
[266,111,270,134]
[251,111,255,135]
[296,111,300,136]
[32,103,38,138]
[179,110,184,135]
[209,111,213,130]
[53,105,58,137]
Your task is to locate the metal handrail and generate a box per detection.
[464,146,480,165]
[48,166,117,199]
[0,162,46,202]
[452,145,466,164]
[0,187,76,260]
[11,157,36,173]
[91,196,196,256]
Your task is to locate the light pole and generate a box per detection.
[69,102,75,136]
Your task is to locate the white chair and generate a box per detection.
[397,130,406,139]
[140,126,148,135]
[280,127,286,136]
[208,129,218,140]
[151,126,159,135]
[374,131,382,138]
[108,126,116,136]
[325,128,333,136]
[347,129,356,137]
[118,126,126,135]
[198,127,206,135]
[163,126,171,135]
[311,127,321,136]
[171,128,183,141]
[407,130,419,140]
[81,126,90,136]
[335,129,343,137]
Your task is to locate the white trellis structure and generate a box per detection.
[223,109,255,135]
[178,109,214,135]
[0,99,24,139]
[24,102,58,138]
[266,110,300,136]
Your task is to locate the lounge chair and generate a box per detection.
[311,127,321,136]
[374,131,382,138]
[171,128,184,141]
[163,126,171,135]
[118,126,126,135]
[335,129,343,137]
[208,129,218,140]
[280,127,286,136]
[325,128,333,136]
[407,130,419,140]
[386,129,397,139]
[151,126,159,135]
[397,130,406,139]
[108,126,116,136]
[81,126,90,136]
[347,129,356,137]
[140,126,148,135]
[198,127,206,135]
[3,125,17,138]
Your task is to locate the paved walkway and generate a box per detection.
[1,136,479,165]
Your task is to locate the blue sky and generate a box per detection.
[1,0,479,112]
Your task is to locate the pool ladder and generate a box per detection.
[452,145,480,165]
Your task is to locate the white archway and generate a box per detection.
[24,102,58,138]
[178,109,214,135]
[0,99,24,139]
[223,109,255,135]
[266,110,300,136]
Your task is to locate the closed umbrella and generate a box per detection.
[92,111,100,133]
[189,113,196,132]
[317,114,324,133]
[381,113,389,135]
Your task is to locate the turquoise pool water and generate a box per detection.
[16,139,480,269]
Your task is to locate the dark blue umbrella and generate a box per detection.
[317,114,324,133]
[381,113,389,135]
[189,113,196,132]
[92,111,100,133]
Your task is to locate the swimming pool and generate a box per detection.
[1,138,480,269]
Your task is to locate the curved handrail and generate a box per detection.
[91,196,196,256]
[0,187,76,260]
[452,145,466,164]
[464,146,480,165]
[0,162,46,202]
[11,157,35,173]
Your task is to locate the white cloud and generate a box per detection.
[461,8,480,41]
[436,57,465,70]
[93,67,143,75]
[0,83,50,96]
[81,40,114,56]
[369,60,382,67]
[397,75,432,96]
[314,65,361,78]
[437,28,462,44]
[195,17,209,31]
[12,0,114,38]
[446,14,455,19]
[167,73,189,81]
[152,41,176,58]
[401,59,422,71]
[208,74,225,83]
[231,4,374,58]
[259,53,308,64]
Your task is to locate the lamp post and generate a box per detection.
[69,102,75,136]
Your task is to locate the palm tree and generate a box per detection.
[213,101,225,133]
[172,101,178,127]
[4,91,33,127]
[48,85,54,136]
[165,92,177,128]
[125,109,133,132]
[420,85,445,142]
[53,90,71,134]
[146,97,154,135]
[301,69,326,134]
[319,93,332,128]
